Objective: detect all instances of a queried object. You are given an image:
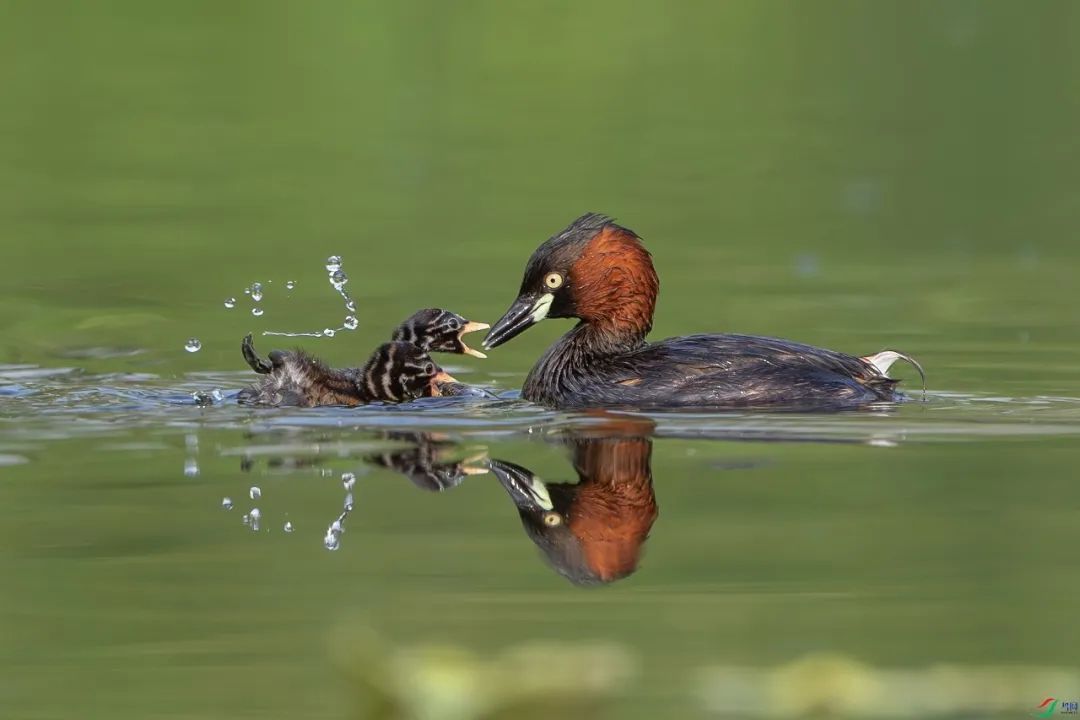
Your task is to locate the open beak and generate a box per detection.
[456,320,490,358]
[459,450,490,476]
[430,446,490,476]
[483,293,552,350]
[488,459,555,512]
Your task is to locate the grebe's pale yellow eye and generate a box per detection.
[543,512,562,527]
[544,272,564,290]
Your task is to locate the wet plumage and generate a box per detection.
[237,338,445,407]
[236,307,488,407]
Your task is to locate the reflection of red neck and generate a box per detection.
[570,226,659,344]
[569,436,657,582]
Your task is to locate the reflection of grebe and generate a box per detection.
[489,418,658,585]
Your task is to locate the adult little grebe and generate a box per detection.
[483,213,923,409]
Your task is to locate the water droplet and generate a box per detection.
[330,269,348,286]
[330,519,344,534]
[251,282,264,302]
[344,493,354,511]
[249,486,261,500]
[211,389,224,402]
[285,280,296,290]
[184,338,202,353]
[185,434,199,450]
[224,298,236,309]
[343,315,358,330]
[242,513,250,525]
[252,308,264,317]
[284,521,294,533]
[325,256,342,272]
[324,530,340,551]
[244,287,251,295]
[248,508,261,531]
[345,299,357,313]
[222,497,233,510]
[342,472,356,490]
[184,459,199,477]
[323,328,335,337]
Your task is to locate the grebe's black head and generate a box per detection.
[483,213,658,350]
[488,446,656,586]
[392,308,489,358]
[487,459,597,584]
[360,342,457,402]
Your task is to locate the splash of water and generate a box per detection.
[263,255,359,338]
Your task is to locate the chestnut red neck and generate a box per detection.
[568,225,658,344]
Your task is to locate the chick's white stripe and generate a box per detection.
[529,293,554,323]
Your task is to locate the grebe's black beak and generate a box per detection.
[482,292,553,350]
[488,459,555,513]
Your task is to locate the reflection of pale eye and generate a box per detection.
[543,512,562,527]
[544,272,563,290]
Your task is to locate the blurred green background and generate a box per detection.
[2,1,1080,718]
[2,0,1078,382]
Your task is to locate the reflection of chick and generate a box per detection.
[489,419,658,585]
[365,432,487,491]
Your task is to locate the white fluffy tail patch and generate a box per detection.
[861,350,926,394]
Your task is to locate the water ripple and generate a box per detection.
[2,368,1080,446]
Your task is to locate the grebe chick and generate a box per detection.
[238,337,454,407]
[392,308,489,358]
